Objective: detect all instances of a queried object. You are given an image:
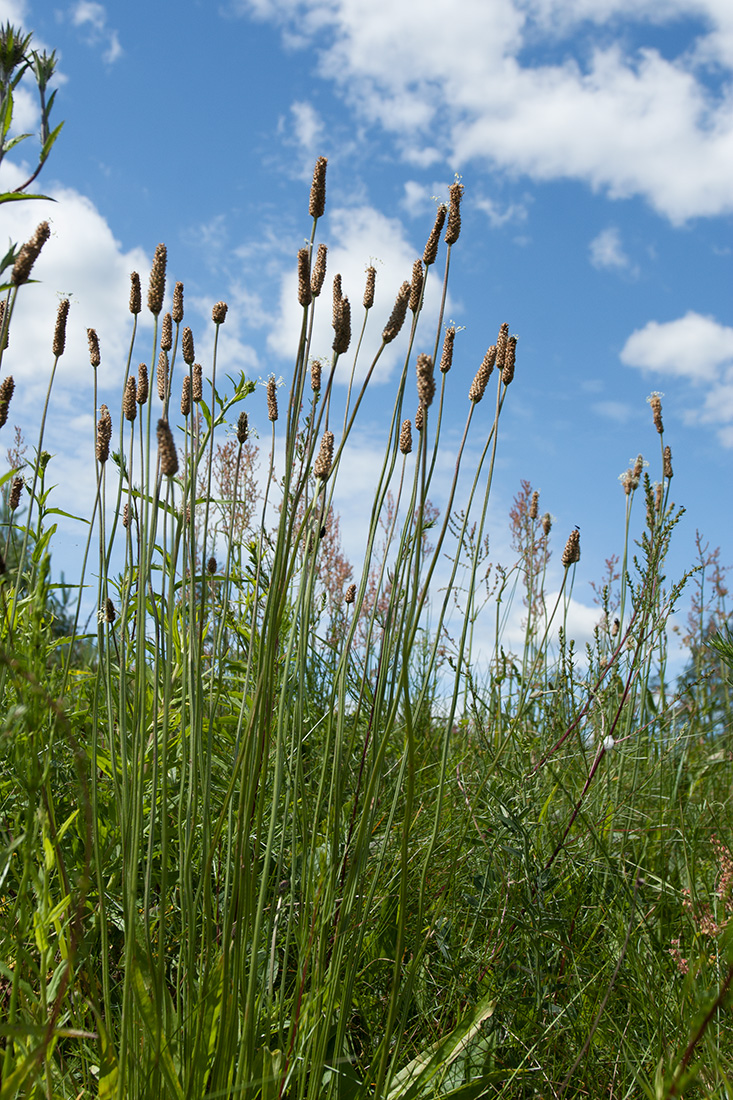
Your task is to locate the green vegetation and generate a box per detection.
[1,30,733,1099]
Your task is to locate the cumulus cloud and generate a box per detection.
[69,1,122,63]
[589,226,636,273]
[232,0,733,222]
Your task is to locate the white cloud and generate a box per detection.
[69,1,122,63]
[232,0,733,222]
[476,194,529,228]
[290,100,324,154]
[589,226,634,272]
[620,311,733,382]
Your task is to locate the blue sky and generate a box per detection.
[1,0,731,665]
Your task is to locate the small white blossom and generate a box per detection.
[602,735,615,753]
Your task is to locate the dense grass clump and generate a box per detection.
[1,145,733,1100]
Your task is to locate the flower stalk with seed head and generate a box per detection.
[0,375,14,428]
[137,363,149,405]
[416,353,435,408]
[181,376,191,417]
[96,404,112,463]
[87,328,101,368]
[212,301,228,324]
[444,182,464,245]
[12,221,50,285]
[193,364,202,402]
[363,266,376,310]
[382,281,410,344]
[53,299,70,358]
[469,346,496,403]
[311,244,327,298]
[314,430,334,479]
[297,248,312,308]
[309,155,327,219]
[148,244,167,315]
[123,377,137,421]
[172,281,184,323]
[161,312,172,352]
[562,528,580,567]
[399,419,413,454]
[440,327,456,373]
[423,204,447,266]
[409,259,424,312]
[182,327,194,365]
[129,272,142,314]
[157,418,178,476]
[267,378,278,422]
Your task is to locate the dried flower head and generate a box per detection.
[542,512,552,537]
[147,244,167,315]
[297,247,312,307]
[53,299,70,358]
[363,265,376,310]
[104,597,116,624]
[440,327,456,374]
[423,204,447,266]
[314,430,335,479]
[648,392,664,434]
[469,345,496,403]
[309,155,327,219]
[172,281,184,323]
[137,363,149,405]
[409,259,424,312]
[654,482,663,514]
[237,410,248,443]
[193,363,203,402]
[415,403,425,432]
[207,556,217,575]
[619,469,635,496]
[332,273,343,324]
[495,323,509,374]
[502,335,517,386]
[182,326,195,365]
[180,375,191,417]
[157,350,169,401]
[529,490,539,520]
[12,221,50,285]
[267,377,278,422]
[129,271,142,314]
[416,353,435,408]
[382,281,411,344]
[311,244,327,298]
[212,300,228,324]
[157,418,178,476]
[310,359,322,392]
[333,295,351,355]
[123,376,137,421]
[444,182,464,245]
[122,501,132,528]
[663,444,673,479]
[561,528,581,567]
[0,375,15,428]
[345,583,356,604]
[399,419,413,454]
[87,328,101,369]
[96,404,112,463]
[9,475,22,510]
[611,617,620,637]
[161,311,173,352]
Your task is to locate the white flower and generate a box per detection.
[602,735,615,753]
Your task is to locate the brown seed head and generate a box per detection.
[416,353,435,408]
[180,375,191,417]
[444,182,464,245]
[529,490,539,520]
[181,326,194,365]
[212,300,228,324]
[157,350,168,401]
[332,274,343,327]
[137,363,149,405]
[96,404,112,463]
[502,335,517,385]
[267,377,278,422]
[363,265,376,310]
[0,375,15,428]
[633,454,644,482]
[87,328,101,368]
[542,512,552,537]
[311,244,327,298]
[440,327,456,374]
[122,501,132,528]
[123,376,137,421]
[620,469,634,496]
[172,281,184,323]
[147,244,167,315]
[309,156,327,219]
[409,259,424,312]
[423,204,447,266]
[129,271,142,315]
[611,617,620,637]
[53,299,70,358]
[0,300,8,350]
[382,281,410,344]
[655,482,663,513]
[399,419,413,454]
[11,221,50,285]
[207,556,217,575]
[237,410,248,444]
[105,597,116,624]
[649,392,663,434]
[415,403,425,432]
[333,296,351,355]
[314,429,335,479]
[469,346,496,403]
[561,528,581,567]
[193,364,203,402]
[9,475,22,510]
[345,583,356,605]
[157,418,178,476]
[310,359,322,392]
[663,444,673,479]
[161,312,173,352]
[297,247,312,307]
[495,323,509,374]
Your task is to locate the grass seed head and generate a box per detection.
[333,295,351,355]
[157,350,168,401]
[12,221,50,285]
[129,271,142,314]
[237,410,248,443]
[180,375,191,417]
[309,155,327,219]
[182,326,194,365]
[96,404,112,463]
[137,363,149,405]
[161,311,173,352]
[409,259,424,312]
[53,298,70,358]
[172,281,184,323]
[561,528,580,567]
[416,353,435,408]
[415,403,425,432]
[542,512,552,536]
[122,501,132,528]
[314,430,335,479]
[495,322,509,373]
[207,556,217,575]
[311,244,327,298]
[212,300,228,324]
[87,328,101,368]
[363,265,376,310]
[297,247,312,307]
[147,244,167,315]
[444,182,464,245]
[664,445,673,478]
[157,417,178,476]
[423,204,447,266]
[382,281,410,344]
[123,376,137,421]
[530,490,539,520]
[0,375,14,428]
[648,392,664,434]
[9,475,22,510]
[440,326,456,373]
[611,617,620,637]
[469,346,496,403]
[105,597,116,624]
[310,359,322,392]
[332,274,343,326]
[193,363,203,402]
[267,377,278,422]
[502,334,517,385]
[345,583,356,604]
[399,418,413,454]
